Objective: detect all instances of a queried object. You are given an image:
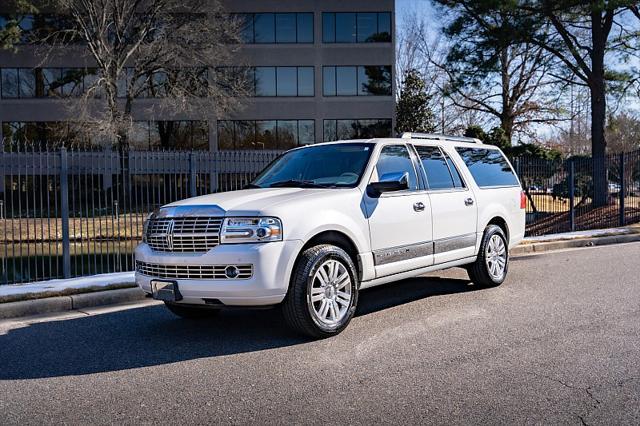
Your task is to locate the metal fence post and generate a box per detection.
[569,159,575,232]
[60,147,71,279]
[189,152,197,197]
[620,152,625,226]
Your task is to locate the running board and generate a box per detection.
[359,256,476,290]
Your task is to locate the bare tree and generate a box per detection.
[47,0,249,149]
[395,12,475,134]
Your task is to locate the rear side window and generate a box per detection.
[455,147,519,188]
[414,146,464,190]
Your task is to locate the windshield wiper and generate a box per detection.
[243,183,262,189]
[269,179,329,188]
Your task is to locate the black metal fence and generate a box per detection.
[513,149,640,236]
[0,147,280,284]
[1,146,639,285]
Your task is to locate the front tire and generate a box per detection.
[467,225,509,287]
[164,302,221,319]
[282,244,359,338]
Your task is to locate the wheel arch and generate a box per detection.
[298,230,360,273]
[486,216,509,242]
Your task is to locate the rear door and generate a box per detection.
[363,144,434,277]
[413,144,478,264]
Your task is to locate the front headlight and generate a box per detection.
[220,217,283,244]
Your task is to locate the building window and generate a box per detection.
[2,120,209,151]
[1,121,89,150]
[217,120,315,150]
[0,67,208,99]
[323,119,392,141]
[235,12,314,44]
[322,12,391,43]
[322,66,392,96]
[221,66,314,97]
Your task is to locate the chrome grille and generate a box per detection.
[136,261,253,280]
[146,217,223,252]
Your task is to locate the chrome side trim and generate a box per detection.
[360,256,477,290]
[433,233,477,254]
[373,241,433,265]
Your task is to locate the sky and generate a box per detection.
[396,0,437,32]
[393,0,640,141]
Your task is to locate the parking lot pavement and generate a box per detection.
[1,242,639,425]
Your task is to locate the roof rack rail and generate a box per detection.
[400,132,482,144]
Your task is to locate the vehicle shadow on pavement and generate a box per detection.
[0,275,477,380]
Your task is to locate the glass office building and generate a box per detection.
[0,0,395,151]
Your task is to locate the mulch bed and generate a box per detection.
[526,204,640,236]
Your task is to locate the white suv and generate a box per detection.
[135,133,525,337]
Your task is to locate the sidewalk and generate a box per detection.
[512,223,640,255]
[1,223,639,319]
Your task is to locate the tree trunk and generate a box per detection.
[500,48,513,144]
[590,9,608,207]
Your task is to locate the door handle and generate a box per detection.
[465,198,474,206]
[413,202,425,212]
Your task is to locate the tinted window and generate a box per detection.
[255,67,276,96]
[375,145,418,190]
[237,14,254,43]
[19,69,36,97]
[275,13,296,43]
[357,13,377,42]
[323,12,391,43]
[255,120,278,149]
[254,13,275,43]
[324,119,392,141]
[277,120,298,149]
[276,67,297,96]
[358,66,392,96]
[1,68,19,98]
[377,13,391,41]
[335,13,356,42]
[298,120,315,144]
[336,66,357,96]
[296,13,313,43]
[415,146,455,189]
[218,120,315,150]
[445,154,465,188]
[324,66,392,96]
[297,67,314,96]
[323,67,336,96]
[217,120,234,150]
[322,12,335,43]
[455,147,519,187]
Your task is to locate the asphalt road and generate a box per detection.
[1,243,639,425]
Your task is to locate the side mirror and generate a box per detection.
[367,172,409,197]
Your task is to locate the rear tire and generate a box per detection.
[282,244,359,339]
[467,225,509,287]
[164,302,221,319]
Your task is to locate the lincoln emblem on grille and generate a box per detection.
[165,219,175,251]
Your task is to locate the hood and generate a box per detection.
[162,188,341,216]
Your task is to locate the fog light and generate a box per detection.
[225,265,240,279]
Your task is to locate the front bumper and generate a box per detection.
[135,240,303,306]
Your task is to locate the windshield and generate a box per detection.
[251,143,373,188]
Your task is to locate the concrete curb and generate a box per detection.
[0,287,147,320]
[511,233,640,256]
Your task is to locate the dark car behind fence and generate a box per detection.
[1,146,639,285]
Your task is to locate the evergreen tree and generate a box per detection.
[395,69,437,135]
